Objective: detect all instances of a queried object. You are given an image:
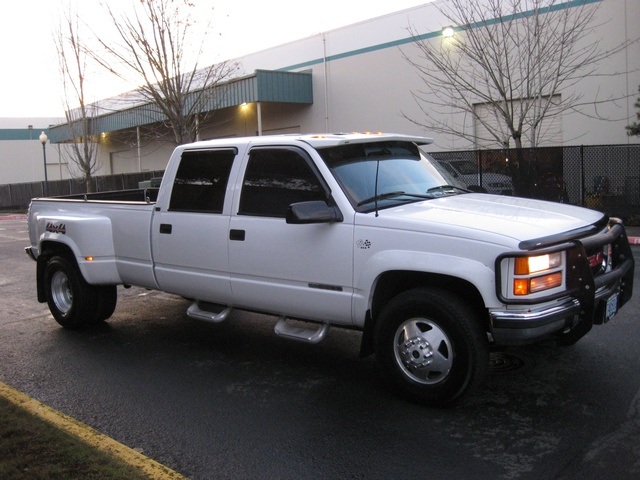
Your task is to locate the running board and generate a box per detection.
[274,317,329,344]
[187,301,232,324]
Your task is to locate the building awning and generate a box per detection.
[49,69,313,143]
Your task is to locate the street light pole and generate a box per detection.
[39,131,49,197]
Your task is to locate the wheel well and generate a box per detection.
[36,242,77,302]
[40,241,76,259]
[360,271,489,357]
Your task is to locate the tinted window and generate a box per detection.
[239,148,326,217]
[169,149,235,213]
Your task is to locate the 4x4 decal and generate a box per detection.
[46,222,66,234]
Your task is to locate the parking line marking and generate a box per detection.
[0,381,188,480]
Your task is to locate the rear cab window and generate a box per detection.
[169,149,236,213]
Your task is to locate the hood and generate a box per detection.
[374,194,606,247]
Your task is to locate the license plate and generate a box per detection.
[604,293,619,322]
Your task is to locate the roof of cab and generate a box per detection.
[179,132,434,151]
[297,133,433,148]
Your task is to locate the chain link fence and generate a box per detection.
[429,144,640,222]
[2,144,639,222]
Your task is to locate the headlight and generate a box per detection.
[502,251,566,299]
[515,252,562,275]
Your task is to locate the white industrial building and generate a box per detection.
[0,118,66,185]
[1,0,638,185]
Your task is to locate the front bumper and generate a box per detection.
[490,219,634,345]
[490,298,581,344]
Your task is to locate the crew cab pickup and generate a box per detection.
[25,133,635,405]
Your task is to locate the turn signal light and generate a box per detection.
[530,272,563,293]
[514,278,529,296]
[514,272,563,295]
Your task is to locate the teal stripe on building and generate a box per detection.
[280,0,603,71]
[0,129,50,141]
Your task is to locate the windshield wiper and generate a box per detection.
[426,185,470,195]
[357,191,431,207]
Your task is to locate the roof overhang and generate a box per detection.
[48,69,313,143]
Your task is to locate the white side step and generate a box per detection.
[187,301,232,324]
[274,317,330,344]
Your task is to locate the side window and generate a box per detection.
[239,148,326,218]
[169,149,235,213]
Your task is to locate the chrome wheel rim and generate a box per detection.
[51,270,73,315]
[393,317,453,385]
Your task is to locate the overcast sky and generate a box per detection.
[1,0,429,119]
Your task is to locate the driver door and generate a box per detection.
[228,146,354,324]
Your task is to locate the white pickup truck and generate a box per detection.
[25,133,635,405]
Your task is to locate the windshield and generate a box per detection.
[317,141,467,212]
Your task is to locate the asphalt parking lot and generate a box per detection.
[1,215,639,479]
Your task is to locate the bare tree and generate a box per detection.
[627,86,640,136]
[403,0,627,149]
[89,0,239,145]
[55,7,101,193]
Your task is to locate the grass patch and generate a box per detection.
[0,396,150,480]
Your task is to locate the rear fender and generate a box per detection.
[35,214,120,285]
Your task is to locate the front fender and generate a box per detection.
[353,250,498,323]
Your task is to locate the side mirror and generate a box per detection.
[286,200,343,224]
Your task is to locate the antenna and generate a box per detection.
[374,158,380,217]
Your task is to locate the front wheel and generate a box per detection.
[375,288,489,406]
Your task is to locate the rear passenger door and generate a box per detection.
[228,146,354,324]
[151,148,236,303]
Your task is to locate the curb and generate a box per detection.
[0,381,187,480]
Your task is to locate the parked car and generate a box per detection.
[433,158,513,195]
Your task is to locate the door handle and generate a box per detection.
[229,229,245,241]
[160,223,172,234]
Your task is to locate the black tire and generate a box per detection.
[43,255,100,329]
[92,285,118,324]
[374,288,489,406]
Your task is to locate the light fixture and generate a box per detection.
[442,26,455,38]
[39,131,49,196]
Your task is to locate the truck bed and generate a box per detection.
[53,188,159,203]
